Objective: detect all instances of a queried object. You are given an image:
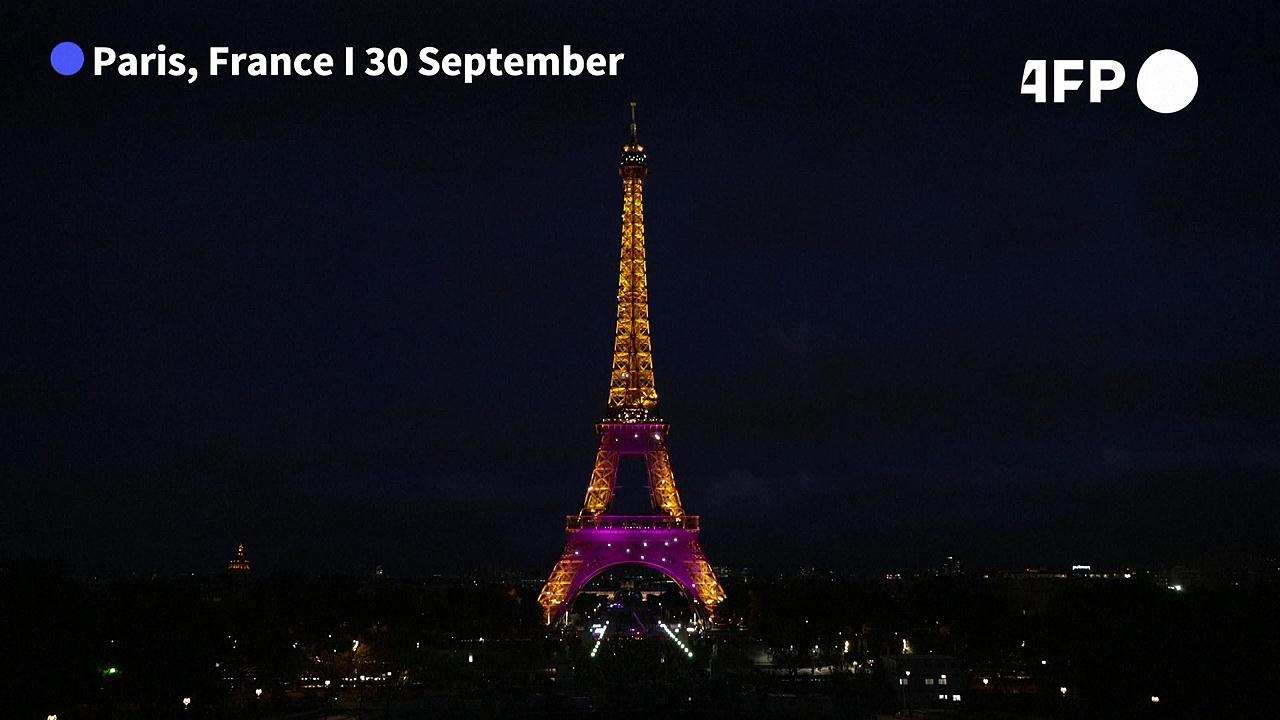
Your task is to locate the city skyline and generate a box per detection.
[6,3,1280,718]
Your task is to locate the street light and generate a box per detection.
[255,688,263,698]
[182,697,191,708]
[1151,695,1160,704]
[1059,686,1068,696]
[897,670,915,713]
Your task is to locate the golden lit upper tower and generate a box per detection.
[608,102,659,421]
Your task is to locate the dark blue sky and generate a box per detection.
[3,2,1278,575]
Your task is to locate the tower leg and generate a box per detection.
[683,540,727,619]
[644,446,684,517]
[580,447,619,515]
[537,541,584,624]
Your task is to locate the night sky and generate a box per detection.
[3,2,1278,576]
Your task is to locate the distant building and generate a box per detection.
[1162,565,1204,590]
[941,556,962,577]
[883,654,964,710]
[227,543,251,574]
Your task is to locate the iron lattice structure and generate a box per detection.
[537,105,726,625]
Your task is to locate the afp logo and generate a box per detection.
[1021,49,1198,113]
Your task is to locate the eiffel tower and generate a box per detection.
[537,104,726,625]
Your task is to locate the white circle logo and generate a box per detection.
[1136,49,1198,113]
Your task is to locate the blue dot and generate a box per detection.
[51,41,84,76]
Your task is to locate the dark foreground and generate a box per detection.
[3,562,1278,719]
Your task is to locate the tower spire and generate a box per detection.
[610,102,656,420]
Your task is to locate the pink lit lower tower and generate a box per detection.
[537,104,726,625]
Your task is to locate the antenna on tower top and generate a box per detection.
[629,101,638,144]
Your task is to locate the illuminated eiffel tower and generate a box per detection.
[537,104,726,625]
